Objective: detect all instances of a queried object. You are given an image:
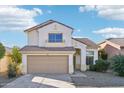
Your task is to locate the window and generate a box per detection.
[49,33,63,42]
[86,51,94,55]
[86,51,94,65]
[86,56,94,65]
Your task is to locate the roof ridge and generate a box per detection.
[72,37,89,39]
[72,38,98,49]
[107,38,124,40]
[24,19,73,32]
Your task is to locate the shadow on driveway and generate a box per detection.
[3,74,75,88]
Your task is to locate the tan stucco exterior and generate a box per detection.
[0,53,11,75]
[21,20,98,74]
[75,54,81,70]
[27,22,73,47]
[0,56,9,73]
[27,30,39,46]
[121,48,124,55]
[99,40,124,58]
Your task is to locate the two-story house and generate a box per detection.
[20,20,98,74]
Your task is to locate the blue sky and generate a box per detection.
[0,5,124,47]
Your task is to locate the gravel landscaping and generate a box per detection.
[71,71,124,87]
[0,75,17,88]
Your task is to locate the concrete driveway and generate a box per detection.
[4,71,124,88]
[3,74,75,88]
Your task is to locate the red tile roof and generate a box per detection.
[107,38,124,47]
[73,38,98,49]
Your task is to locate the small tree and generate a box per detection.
[98,49,108,60]
[11,46,22,65]
[8,46,22,78]
[0,43,5,60]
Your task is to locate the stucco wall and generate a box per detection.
[99,41,123,58]
[99,42,106,50]
[0,55,10,73]
[27,30,38,45]
[72,39,87,71]
[75,54,81,70]
[100,43,124,58]
[38,23,72,47]
[104,44,120,58]
[27,22,73,47]
[120,48,124,55]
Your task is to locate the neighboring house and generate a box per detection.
[20,20,98,74]
[99,38,124,58]
[0,47,12,75]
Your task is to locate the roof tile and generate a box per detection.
[20,46,75,51]
[73,38,98,49]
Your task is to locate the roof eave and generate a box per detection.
[24,20,74,32]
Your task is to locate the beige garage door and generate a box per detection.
[27,55,68,74]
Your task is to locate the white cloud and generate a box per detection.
[79,6,85,12]
[0,6,43,32]
[79,5,96,12]
[1,41,14,48]
[76,29,81,32]
[93,27,124,38]
[47,10,52,14]
[79,5,124,20]
[33,8,43,15]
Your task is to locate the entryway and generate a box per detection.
[73,48,81,72]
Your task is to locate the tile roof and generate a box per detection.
[73,38,98,49]
[24,20,74,32]
[106,38,124,47]
[20,46,75,51]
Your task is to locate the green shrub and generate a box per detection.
[98,49,108,60]
[89,64,96,71]
[8,63,16,78]
[111,55,124,76]
[90,58,110,72]
[0,43,5,59]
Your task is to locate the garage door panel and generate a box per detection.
[27,55,68,74]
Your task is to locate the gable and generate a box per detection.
[24,20,73,32]
[99,40,121,50]
[107,38,124,47]
[72,38,98,49]
[72,39,87,48]
[100,38,124,48]
[37,22,73,33]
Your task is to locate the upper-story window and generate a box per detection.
[48,33,63,43]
